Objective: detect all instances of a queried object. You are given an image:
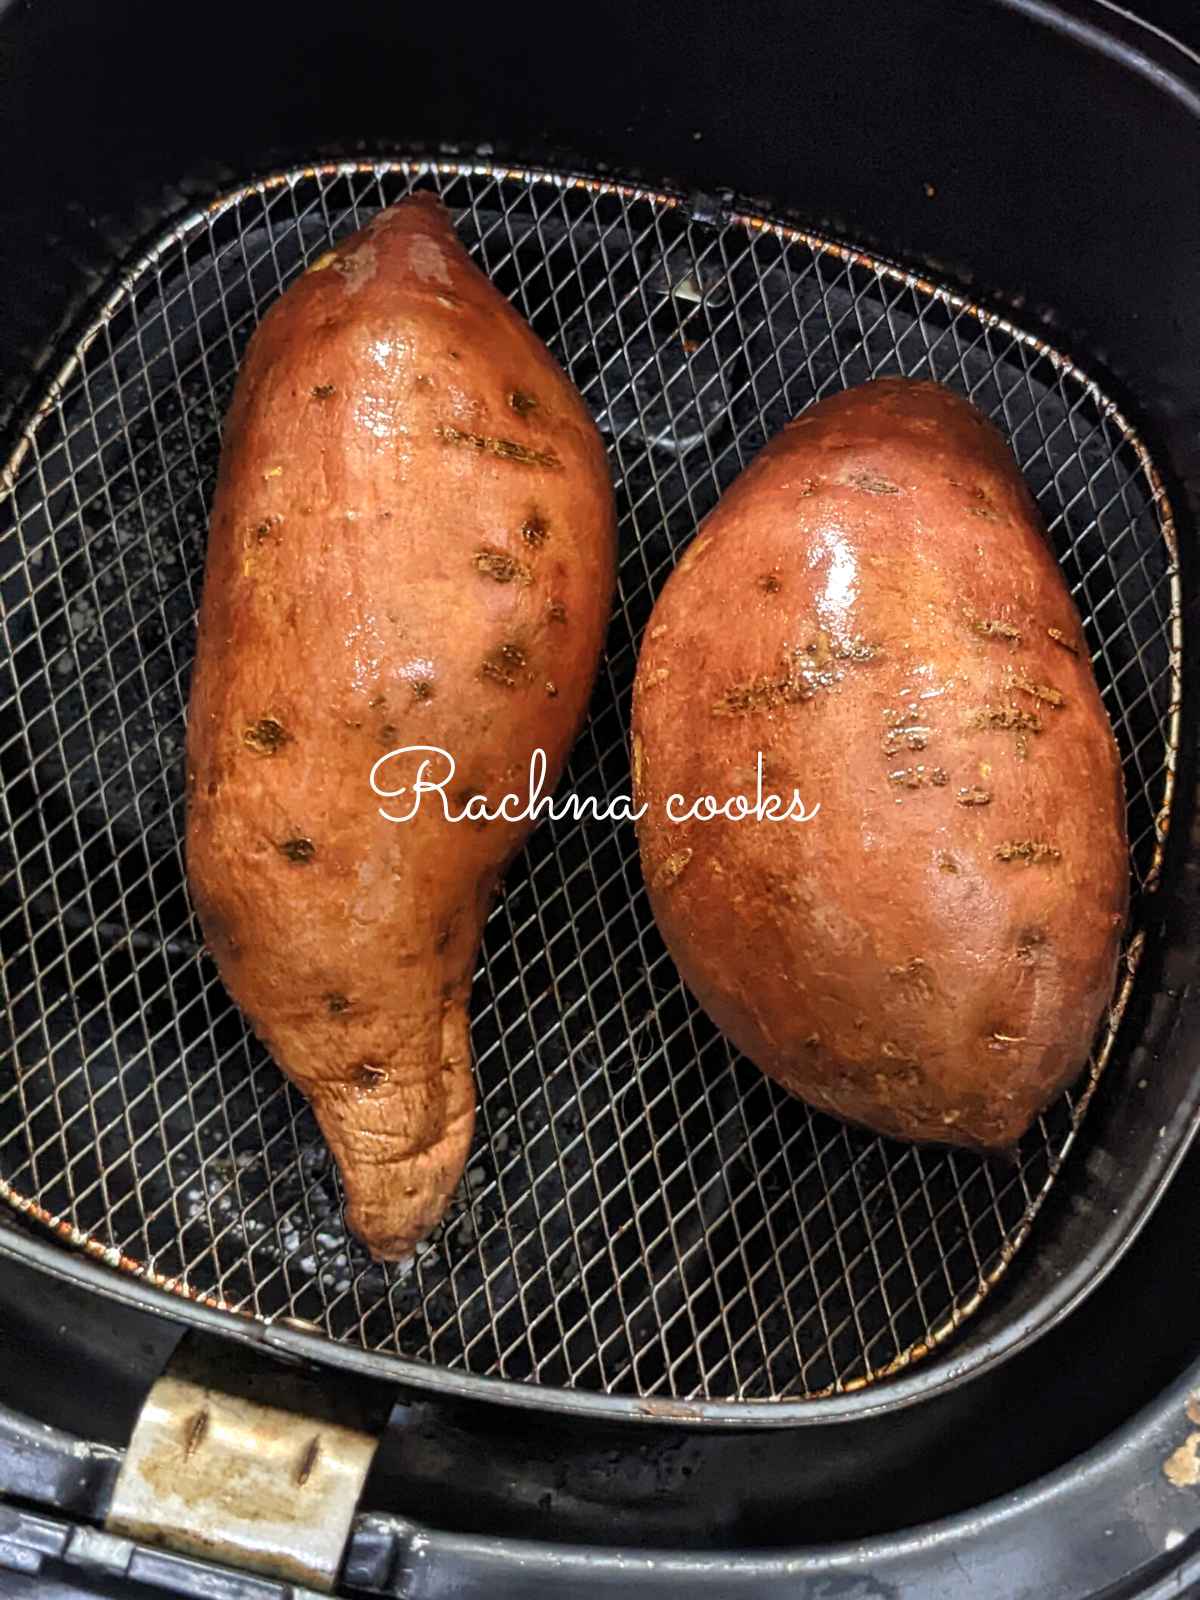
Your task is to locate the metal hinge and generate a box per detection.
[105,1341,382,1594]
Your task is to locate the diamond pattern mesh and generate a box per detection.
[0,162,1180,1403]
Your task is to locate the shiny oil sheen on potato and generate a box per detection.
[186,195,616,1257]
[632,378,1127,1151]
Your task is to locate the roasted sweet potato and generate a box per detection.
[186,194,616,1257]
[632,377,1127,1150]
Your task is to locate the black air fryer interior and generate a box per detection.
[1,0,1200,1593]
[0,158,1183,1416]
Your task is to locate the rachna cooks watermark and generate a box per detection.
[370,747,819,826]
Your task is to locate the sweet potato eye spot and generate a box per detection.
[972,617,1022,646]
[522,512,549,546]
[480,643,528,688]
[1016,930,1047,963]
[243,718,289,755]
[354,1062,388,1090]
[845,470,900,495]
[326,993,351,1015]
[1047,626,1079,655]
[437,423,559,469]
[972,705,1041,736]
[411,681,433,702]
[1008,672,1066,709]
[278,838,315,864]
[473,548,531,584]
[882,725,930,755]
[996,840,1061,865]
[715,635,879,719]
[508,390,539,416]
[311,383,336,400]
[653,849,693,890]
[888,959,935,1003]
[888,766,948,790]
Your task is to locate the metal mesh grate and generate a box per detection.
[0,162,1181,1403]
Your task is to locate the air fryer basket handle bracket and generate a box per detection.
[101,1331,391,1592]
[105,1384,373,1592]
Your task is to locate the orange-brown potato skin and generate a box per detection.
[186,194,615,1257]
[632,378,1127,1151]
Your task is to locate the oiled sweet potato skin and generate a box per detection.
[186,194,615,1256]
[632,378,1126,1150]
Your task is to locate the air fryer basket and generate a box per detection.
[0,159,1184,1413]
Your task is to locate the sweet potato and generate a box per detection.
[632,378,1127,1150]
[186,194,615,1257]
